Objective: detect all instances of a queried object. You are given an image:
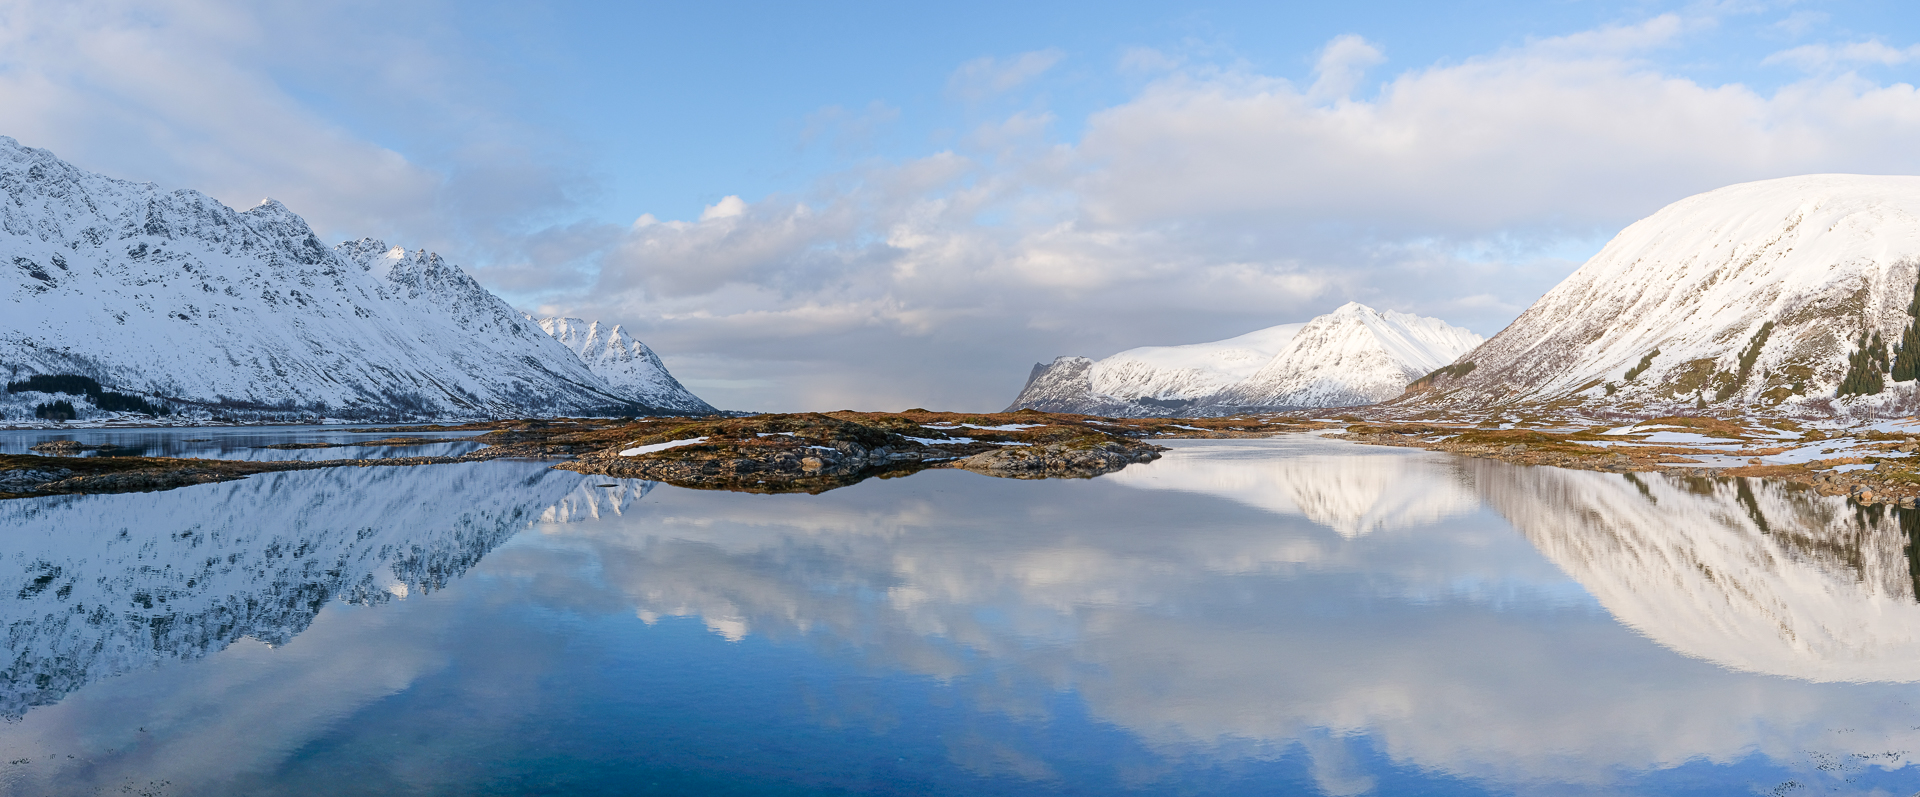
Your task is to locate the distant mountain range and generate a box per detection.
[1398,174,1920,417]
[0,137,712,421]
[1007,302,1482,416]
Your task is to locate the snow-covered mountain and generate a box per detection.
[1215,303,1485,407]
[0,137,696,420]
[1006,303,1481,415]
[1401,174,1920,415]
[535,317,715,415]
[1090,323,1306,401]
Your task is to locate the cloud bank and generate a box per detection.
[560,15,1920,409]
[7,3,1920,410]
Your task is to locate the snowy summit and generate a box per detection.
[535,317,715,416]
[1007,302,1482,415]
[0,137,713,421]
[1402,174,1920,416]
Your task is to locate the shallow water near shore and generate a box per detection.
[2,431,1919,795]
[0,424,484,460]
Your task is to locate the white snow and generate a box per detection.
[1414,174,1920,412]
[903,436,976,445]
[1088,323,1306,401]
[535,317,715,414]
[618,437,708,456]
[0,137,655,421]
[1217,302,1485,407]
[1008,302,1482,414]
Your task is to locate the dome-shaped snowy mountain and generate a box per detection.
[1214,302,1483,407]
[1404,174,1920,414]
[1006,303,1481,415]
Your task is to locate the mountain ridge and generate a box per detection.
[1397,174,1920,417]
[1006,302,1483,416]
[0,136,712,421]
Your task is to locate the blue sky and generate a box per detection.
[5,0,1920,409]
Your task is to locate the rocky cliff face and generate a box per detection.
[0,137,672,420]
[1400,174,1920,416]
[1006,303,1481,416]
[535,317,715,415]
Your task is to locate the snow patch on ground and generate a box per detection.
[619,437,708,457]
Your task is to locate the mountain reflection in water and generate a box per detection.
[0,436,1917,795]
[0,461,582,718]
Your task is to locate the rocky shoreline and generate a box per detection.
[1335,417,1920,507]
[557,411,1175,494]
[11,407,1913,505]
[0,411,1306,499]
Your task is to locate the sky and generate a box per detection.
[4,0,1920,411]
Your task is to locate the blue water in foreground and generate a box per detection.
[2,434,1919,795]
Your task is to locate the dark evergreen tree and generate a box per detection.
[1839,330,1889,397]
[1893,278,1920,381]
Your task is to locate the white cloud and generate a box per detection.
[1308,34,1385,102]
[0,0,587,263]
[11,2,1920,412]
[947,49,1066,102]
[555,22,1920,411]
[1765,39,1920,71]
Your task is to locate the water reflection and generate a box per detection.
[522,440,1920,790]
[0,436,1918,794]
[0,425,480,460]
[0,461,579,718]
[1104,437,1480,536]
[1474,461,1920,682]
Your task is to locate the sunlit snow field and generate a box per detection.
[1,432,1918,795]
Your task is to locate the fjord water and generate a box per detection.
[3,436,1919,795]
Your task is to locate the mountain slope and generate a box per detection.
[1401,174,1920,415]
[1006,304,1480,415]
[535,317,715,415]
[0,137,663,420]
[1088,323,1305,401]
[1216,302,1483,407]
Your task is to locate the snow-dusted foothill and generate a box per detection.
[535,317,715,415]
[0,137,697,422]
[1006,303,1481,415]
[1402,174,1920,417]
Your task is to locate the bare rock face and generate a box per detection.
[1399,174,1920,416]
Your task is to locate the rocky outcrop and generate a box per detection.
[559,410,1168,493]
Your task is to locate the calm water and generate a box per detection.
[0,425,485,460]
[2,432,1919,795]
